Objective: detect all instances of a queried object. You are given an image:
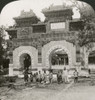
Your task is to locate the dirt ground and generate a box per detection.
[0,78,95,100]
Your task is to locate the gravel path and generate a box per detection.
[1,80,95,100]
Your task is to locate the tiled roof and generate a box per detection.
[6,28,17,32]
[42,5,71,13]
[14,9,36,19]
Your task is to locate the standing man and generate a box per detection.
[57,70,62,84]
[38,71,42,83]
[73,69,78,83]
[24,56,30,71]
[43,70,47,83]
[24,70,28,83]
[24,57,27,70]
[63,67,69,83]
[23,56,31,84]
[6,56,10,68]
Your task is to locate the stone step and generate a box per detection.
[90,72,95,74]
[90,76,95,78]
[90,77,95,78]
[91,73,95,74]
[91,75,95,77]
[90,69,95,71]
[90,76,95,79]
[90,74,95,76]
[90,70,95,72]
[90,71,95,72]
[91,71,95,72]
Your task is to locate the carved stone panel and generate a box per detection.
[17,27,32,39]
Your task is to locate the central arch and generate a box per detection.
[45,45,72,68]
[50,48,69,65]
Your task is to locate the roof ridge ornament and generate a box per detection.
[20,9,36,18]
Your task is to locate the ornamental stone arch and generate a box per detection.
[45,45,72,67]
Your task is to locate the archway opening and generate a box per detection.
[19,53,31,70]
[49,48,69,69]
[88,51,95,65]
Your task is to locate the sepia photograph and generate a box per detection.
[0,0,95,100]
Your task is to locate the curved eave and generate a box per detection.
[42,9,73,15]
[13,16,40,21]
[6,28,17,32]
[31,23,46,26]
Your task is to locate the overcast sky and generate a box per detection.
[0,0,81,27]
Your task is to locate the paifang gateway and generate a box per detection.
[6,5,95,75]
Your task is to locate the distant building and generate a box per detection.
[6,5,95,75]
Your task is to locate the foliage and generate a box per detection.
[0,26,9,77]
[0,75,6,86]
[77,16,95,47]
[0,27,5,65]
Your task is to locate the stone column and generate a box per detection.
[37,44,42,69]
[9,64,13,76]
[9,51,14,76]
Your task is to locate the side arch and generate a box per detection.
[17,50,34,68]
[13,46,37,69]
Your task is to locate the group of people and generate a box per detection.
[23,67,79,84]
[23,55,78,84]
[57,67,69,84]
[23,70,53,84]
